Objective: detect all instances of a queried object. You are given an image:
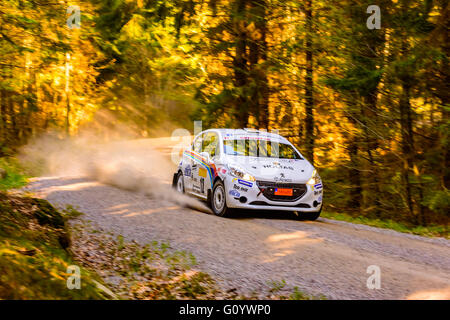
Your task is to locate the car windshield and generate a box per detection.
[223,138,302,159]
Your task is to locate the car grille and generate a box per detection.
[256,181,307,202]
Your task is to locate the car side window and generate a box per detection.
[193,134,203,153]
[214,141,221,158]
[203,132,219,158]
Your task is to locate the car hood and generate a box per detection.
[225,156,315,183]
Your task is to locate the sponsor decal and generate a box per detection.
[274,173,292,182]
[238,179,253,188]
[234,184,248,192]
[200,178,205,193]
[184,165,191,177]
[314,183,323,190]
[229,190,240,198]
[183,151,215,186]
[199,168,207,178]
[221,168,227,174]
[224,135,278,142]
[263,164,294,170]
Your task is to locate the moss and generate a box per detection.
[0,192,108,299]
[0,158,28,191]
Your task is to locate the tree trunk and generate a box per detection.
[65,53,71,136]
[398,0,425,223]
[7,92,17,144]
[439,0,450,189]
[363,89,382,217]
[248,0,269,130]
[399,79,415,220]
[347,119,362,209]
[304,0,314,164]
[0,87,4,148]
[233,0,249,128]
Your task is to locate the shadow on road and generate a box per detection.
[227,208,322,222]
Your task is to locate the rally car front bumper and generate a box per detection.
[224,176,322,212]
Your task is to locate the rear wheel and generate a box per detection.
[211,180,232,217]
[175,171,184,194]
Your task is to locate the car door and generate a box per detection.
[184,133,204,194]
[190,132,219,198]
[200,132,219,195]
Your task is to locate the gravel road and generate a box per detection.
[24,138,450,300]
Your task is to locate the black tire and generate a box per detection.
[174,171,185,194]
[211,180,232,217]
[295,206,322,221]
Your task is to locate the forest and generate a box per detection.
[0,0,448,227]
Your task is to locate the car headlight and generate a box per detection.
[228,164,256,182]
[307,169,321,185]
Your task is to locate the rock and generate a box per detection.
[31,198,65,228]
[0,168,6,179]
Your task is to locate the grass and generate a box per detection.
[61,205,84,219]
[321,210,449,239]
[267,279,286,292]
[0,157,28,191]
[0,193,110,299]
[266,279,325,300]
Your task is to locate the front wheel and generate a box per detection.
[211,180,232,217]
[295,206,322,221]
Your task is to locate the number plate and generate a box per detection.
[274,188,293,196]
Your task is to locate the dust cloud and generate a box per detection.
[20,132,211,213]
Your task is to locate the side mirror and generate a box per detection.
[199,152,211,162]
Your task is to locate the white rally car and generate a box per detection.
[172,128,323,220]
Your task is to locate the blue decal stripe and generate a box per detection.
[238,179,253,187]
[184,152,213,186]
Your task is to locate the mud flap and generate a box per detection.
[206,189,212,208]
[172,172,178,189]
